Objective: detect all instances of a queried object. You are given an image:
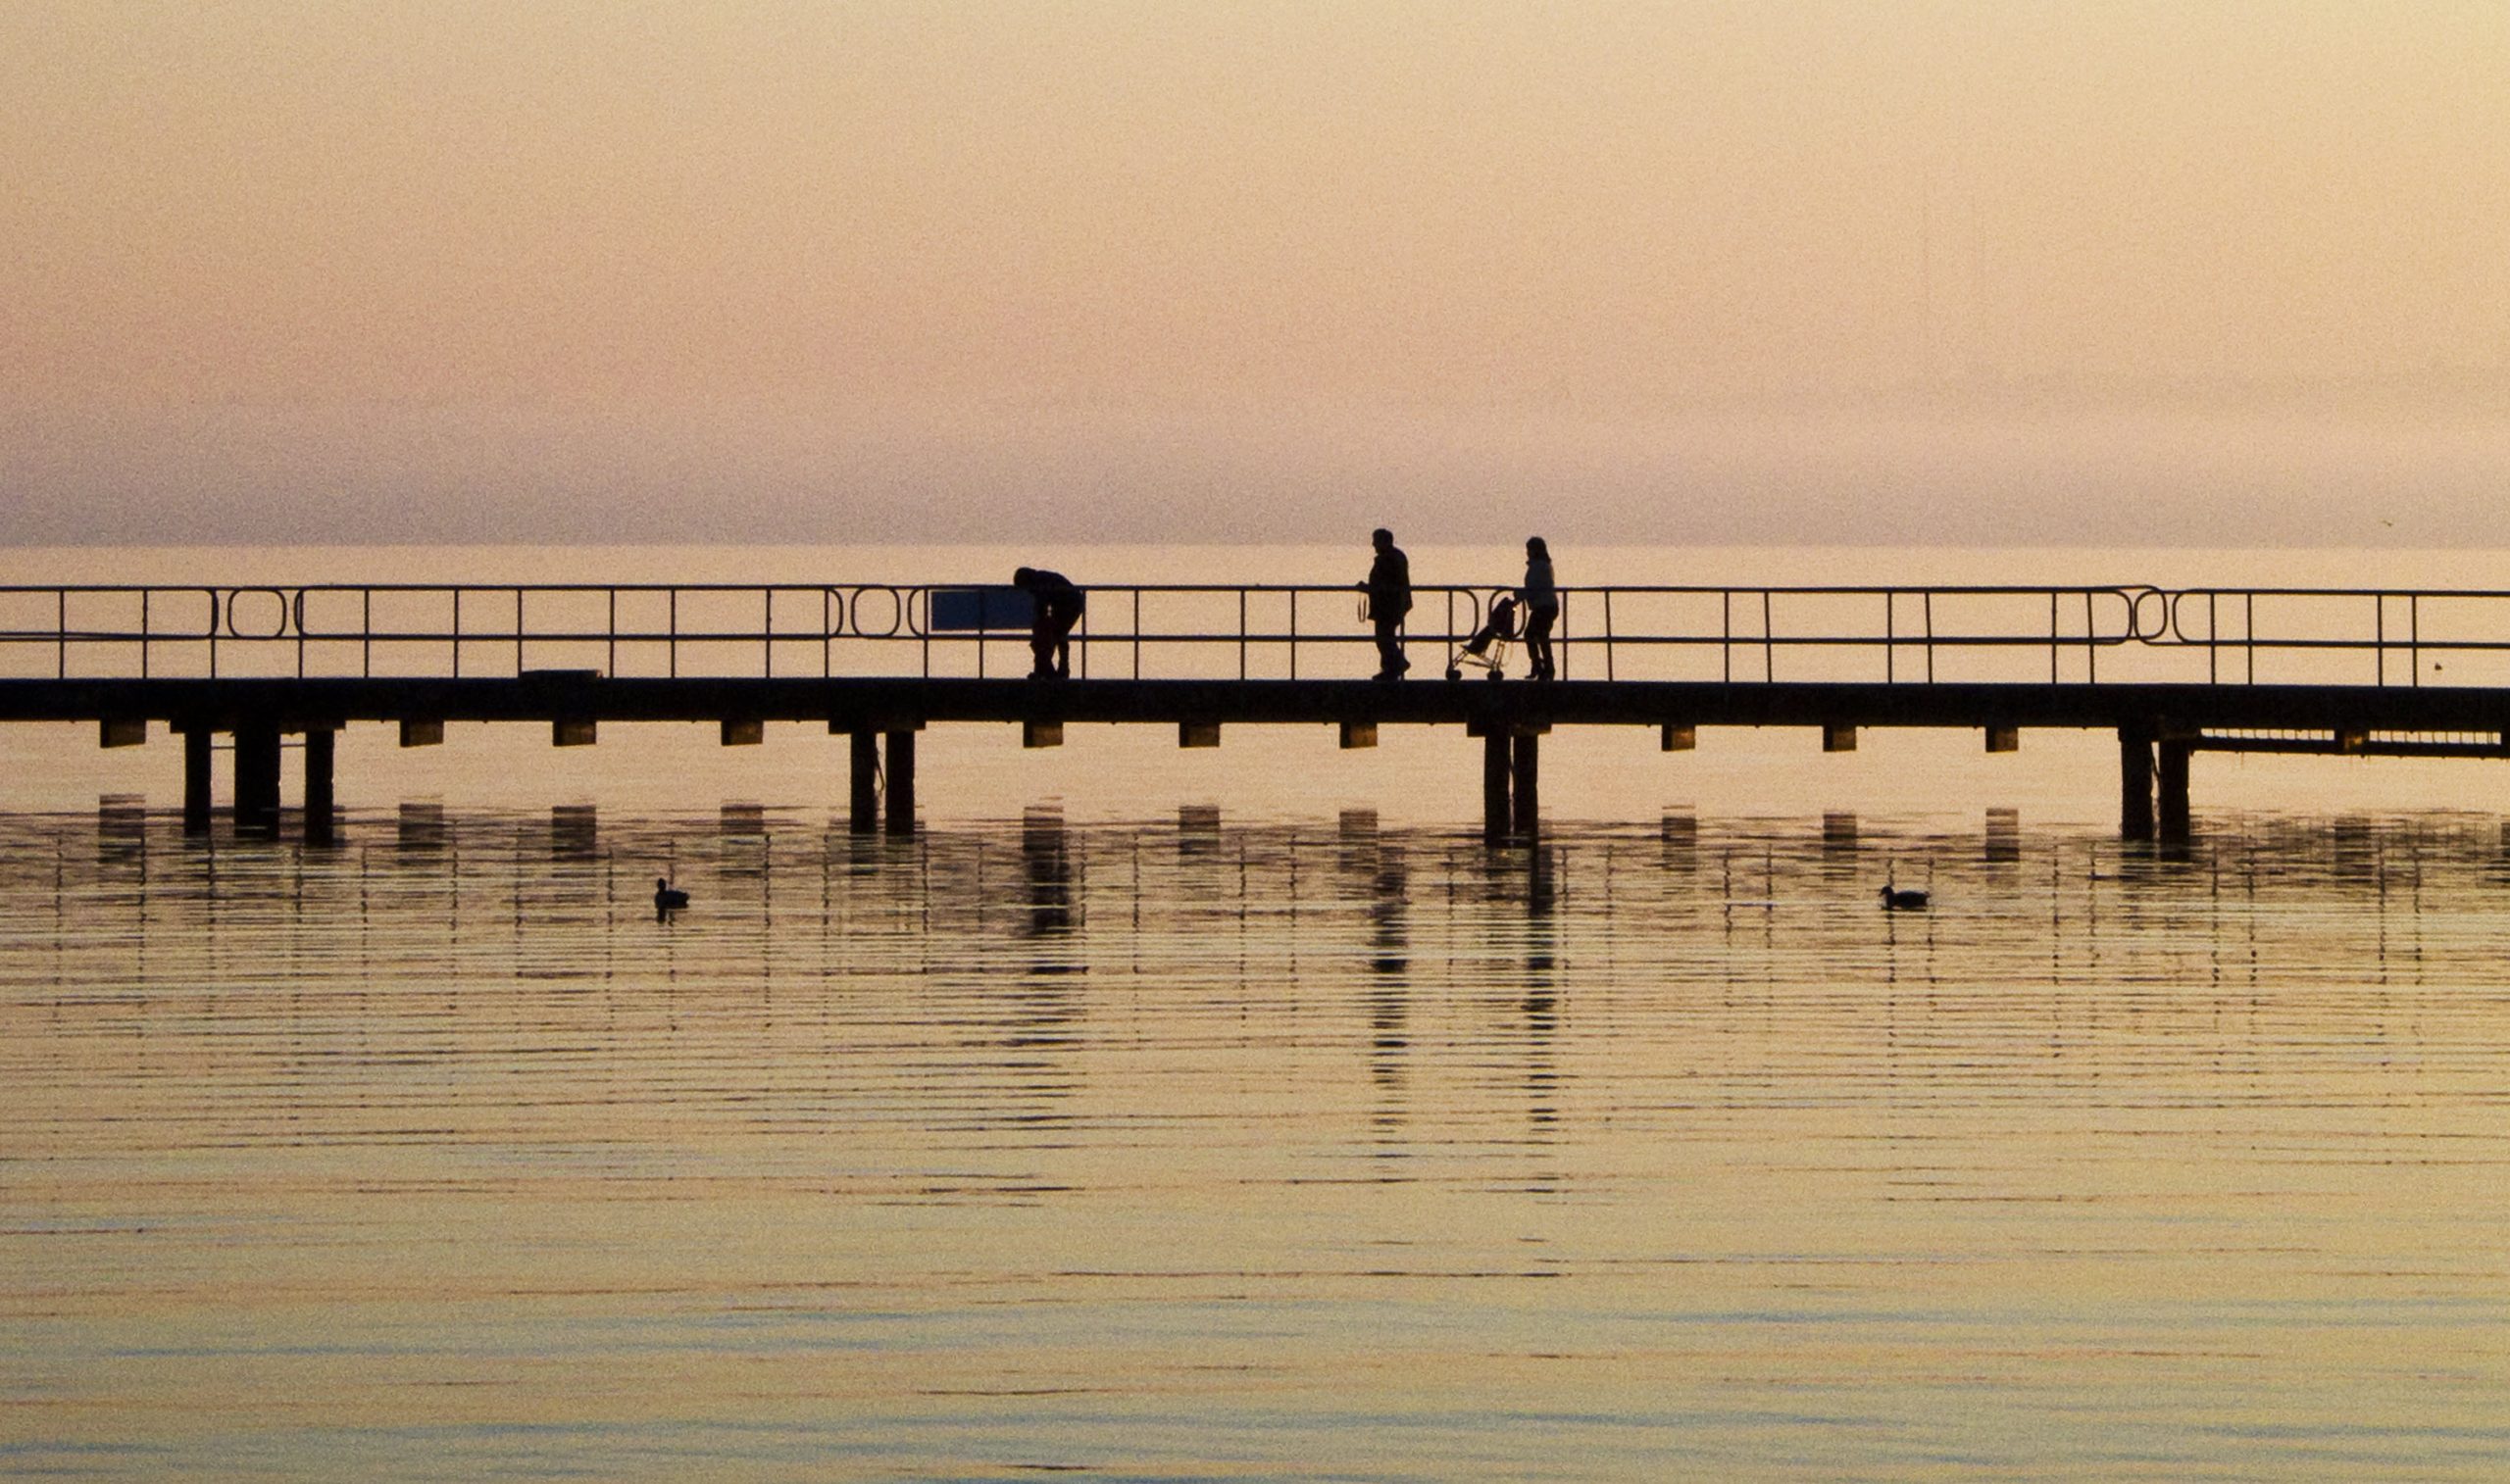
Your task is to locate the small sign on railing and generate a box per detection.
[927,586,1034,632]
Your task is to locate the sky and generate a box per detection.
[5,1,2507,546]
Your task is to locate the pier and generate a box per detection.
[7,579,2510,842]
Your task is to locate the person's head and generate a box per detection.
[1371,527,1393,552]
[1012,567,1036,587]
[1527,536,1548,559]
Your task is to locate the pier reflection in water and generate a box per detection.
[6,805,2510,1479]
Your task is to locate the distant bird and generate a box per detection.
[654,876,690,912]
[1879,883,1930,911]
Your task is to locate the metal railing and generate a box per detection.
[3,580,2507,689]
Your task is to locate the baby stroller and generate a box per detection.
[1445,593,1520,681]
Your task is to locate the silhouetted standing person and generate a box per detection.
[1520,536,1558,681]
[1362,528,1412,680]
[1013,567,1084,679]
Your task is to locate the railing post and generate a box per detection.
[1603,589,1616,682]
[1886,590,1895,684]
[1924,590,1934,682]
[515,587,525,676]
[2048,590,2058,684]
[140,589,150,680]
[1289,590,1298,681]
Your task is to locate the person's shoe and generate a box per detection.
[1028,668,1054,679]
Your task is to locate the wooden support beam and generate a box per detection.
[1338,720,1377,750]
[1023,719,1064,749]
[1510,732,1539,835]
[553,718,596,747]
[2158,738,2192,840]
[99,717,146,749]
[399,718,444,748]
[1822,723,1857,753]
[2120,729,2155,839]
[303,726,337,845]
[182,728,212,836]
[1482,731,1511,844]
[1660,722,1695,752]
[720,718,763,747]
[234,725,281,834]
[848,730,878,834]
[884,727,917,833]
[1180,720,1221,749]
[1984,725,2019,753]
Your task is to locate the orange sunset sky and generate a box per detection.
[5,2,2506,544]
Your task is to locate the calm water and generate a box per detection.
[8,546,2510,1478]
[8,802,2510,1480]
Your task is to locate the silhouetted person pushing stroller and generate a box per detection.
[1520,536,1559,681]
[1013,567,1084,679]
[1360,528,1411,680]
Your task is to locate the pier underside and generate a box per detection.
[9,676,2508,842]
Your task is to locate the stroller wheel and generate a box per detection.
[1444,668,1461,681]
[1486,668,1504,681]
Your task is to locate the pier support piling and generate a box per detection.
[182,728,213,836]
[884,728,917,834]
[1511,732,1540,837]
[1482,731,1511,843]
[2119,728,2155,839]
[303,726,337,845]
[848,730,879,834]
[234,724,282,835]
[2158,738,2192,840]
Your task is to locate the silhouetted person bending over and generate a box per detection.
[1013,567,1084,679]
[1520,536,1559,681]
[1361,528,1412,680]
